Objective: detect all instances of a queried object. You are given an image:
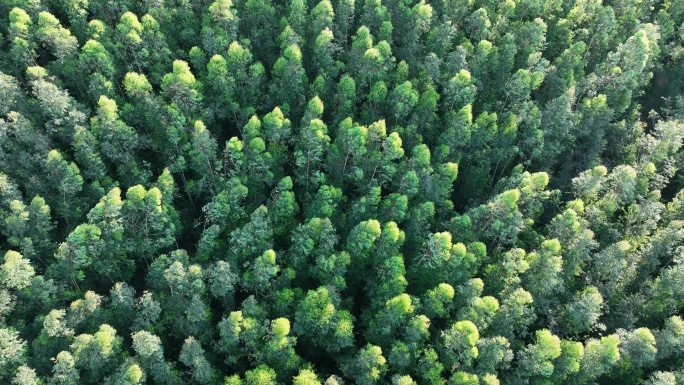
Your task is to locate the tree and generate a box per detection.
[43,150,84,228]
[560,286,604,335]
[103,361,145,385]
[132,291,161,332]
[228,205,273,265]
[24,65,87,148]
[161,60,202,118]
[474,337,513,376]
[179,337,215,384]
[364,222,408,310]
[138,14,173,86]
[206,260,237,308]
[240,0,277,66]
[71,324,121,382]
[468,188,523,252]
[572,335,621,384]
[394,0,432,64]
[77,39,116,101]
[216,310,248,365]
[515,329,562,380]
[1,250,35,290]
[270,45,308,118]
[79,188,130,284]
[241,119,275,203]
[294,286,354,353]
[188,120,221,196]
[50,223,101,290]
[312,27,342,89]
[522,239,563,316]
[35,11,78,61]
[18,195,53,259]
[201,0,239,56]
[131,331,177,385]
[0,327,26,381]
[67,290,104,331]
[617,327,657,368]
[244,365,278,385]
[71,125,108,193]
[12,365,40,385]
[267,177,299,240]
[261,318,301,378]
[367,293,415,347]
[242,249,280,296]
[645,372,677,385]
[295,114,331,194]
[288,217,343,289]
[114,12,149,76]
[550,340,584,383]
[7,8,37,70]
[440,320,480,371]
[345,219,382,279]
[343,344,387,385]
[547,202,597,283]
[412,232,480,290]
[223,41,265,126]
[48,351,79,385]
[655,316,684,362]
[490,288,536,343]
[262,107,293,181]
[146,250,210,338]
[415,347,444,385]
[388,82,418,125]
[121,185,175,263]
[361,0,392,42]
[205,54,236,122]
[293,369,321,385]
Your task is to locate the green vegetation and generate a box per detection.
[1,0,684,384]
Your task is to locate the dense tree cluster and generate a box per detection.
[1,0,684,384]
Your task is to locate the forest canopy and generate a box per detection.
[1,0,684,384]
